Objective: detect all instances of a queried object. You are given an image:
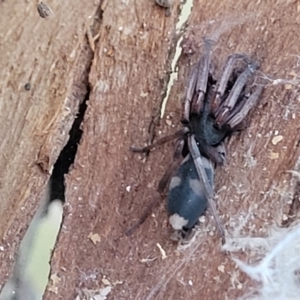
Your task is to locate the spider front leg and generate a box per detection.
[130,127,189,153]
[182,39,213,123]
[224,84,263,129]
[215,60,260,126]
[188,135,225,244]
[211,53,252,114]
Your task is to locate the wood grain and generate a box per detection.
[1,0,300,299]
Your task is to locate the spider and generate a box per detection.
[129,39,263,242]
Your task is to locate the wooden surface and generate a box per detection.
[1,0,300,299]
[0,0,96,287]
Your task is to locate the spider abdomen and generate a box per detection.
[167,154,214,236]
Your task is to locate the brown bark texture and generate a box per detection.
[1,0,300,299]
[0,0,96,289]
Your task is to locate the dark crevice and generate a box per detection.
[49,5,104,204]
[48,46,94,205]
[49,94,89,202]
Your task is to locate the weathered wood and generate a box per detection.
[0,0,97,287]
[45,0,300,299]
[1,0,300,299]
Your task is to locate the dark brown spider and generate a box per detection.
[129,39,263,242]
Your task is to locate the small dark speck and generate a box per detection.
[24,83,31,91]
[37,2,53,18]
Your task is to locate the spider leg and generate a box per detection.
[211,53,251,114]
[223,84,263,128]
[215,60,260,126]
[182,39,213,123]
[193,40,213,115]
[130,127,189,153]
[198,141,226,165]
[188,135,225,243]
[182,63,198,123]
[126,138,185,236]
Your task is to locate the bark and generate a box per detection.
[1,0,300,299]
[0,0,96,288]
